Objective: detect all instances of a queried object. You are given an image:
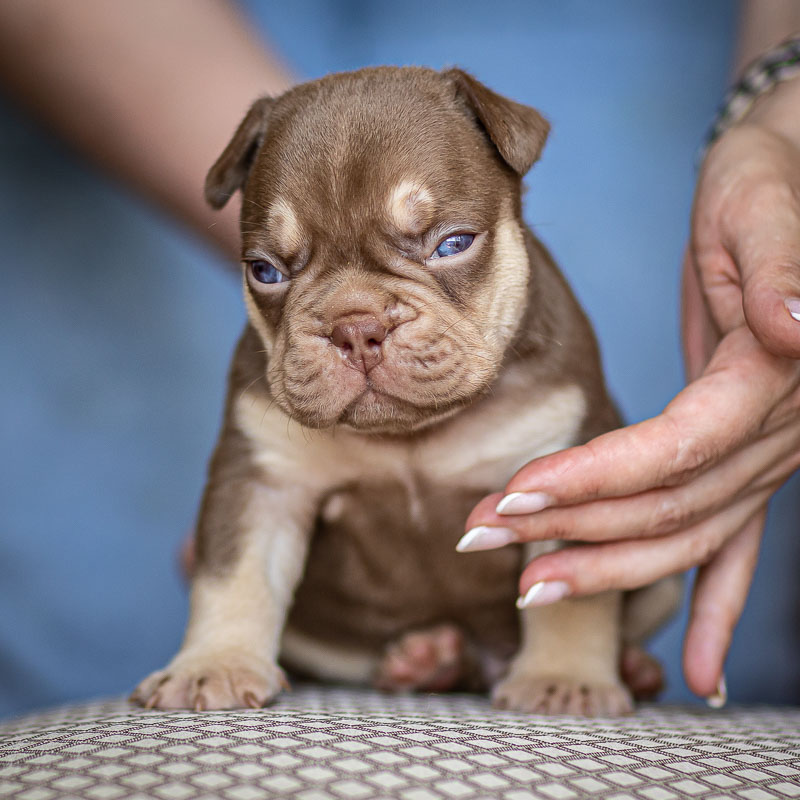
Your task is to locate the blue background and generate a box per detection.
[2,0,798,718]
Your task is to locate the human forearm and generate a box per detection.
[0,0,293,259]
[736,0,800,70]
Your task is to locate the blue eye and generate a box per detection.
[249,260,286,284]
[433,233,474,259]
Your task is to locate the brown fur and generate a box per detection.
[133,67,678,715]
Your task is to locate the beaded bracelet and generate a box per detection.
[705,33,800,149]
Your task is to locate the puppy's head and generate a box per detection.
[207,67,549,434]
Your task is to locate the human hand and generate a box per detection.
[462,83,800,702]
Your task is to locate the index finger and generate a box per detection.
[503,330,791,507]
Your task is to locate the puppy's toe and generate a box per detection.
[586,683,635,717]
[492,673,633,717]
[132,651,287,711]
[375,624,466,692]
[129,669,169,706]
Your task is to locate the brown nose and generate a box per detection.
[330,314,388,373]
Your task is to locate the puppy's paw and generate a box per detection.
[131,650,288,711]
[374,624,466,692]
[621,643,665,700]
[492,672,633,717]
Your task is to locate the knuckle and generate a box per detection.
[573,440,607,500]
[688,532,718,567]
[540,519,578,542]
[664,426,716,486]
[649,494,693,535]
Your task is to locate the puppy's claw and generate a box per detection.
[132,654,285,710]
[492,673,632,717]
[243,690,262,709]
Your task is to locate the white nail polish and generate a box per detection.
[496,491,552,515]
[785,298,800,321]
[456,526,517,552]
[516,580,571,608]
[706,674,727,709]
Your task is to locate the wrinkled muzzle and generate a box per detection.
[264,276,502,432]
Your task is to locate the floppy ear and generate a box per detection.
[204,96,274,209]
[445,68,550,176]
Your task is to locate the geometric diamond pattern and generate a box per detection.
[1,686,799,799]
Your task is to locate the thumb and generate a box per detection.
[742,260,800,359]
[681,250,720,381]
[729,190,800,358]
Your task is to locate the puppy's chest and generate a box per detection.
[238,380,588,495]
[288,477,522,651]
[280,381,588,651]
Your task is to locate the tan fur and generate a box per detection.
[268,197,303,256]
[134,66,680,715]
[494,592,631,715]
[387,180,435,235]
[281,627,377,683]
[478,215,531,354]
[419,379,586,490]
[241,274,274,353]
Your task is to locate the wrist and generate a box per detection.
[705,34,800,153]
[738,76,800,150]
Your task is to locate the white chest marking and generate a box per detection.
[236,380,586,496]
[414,383,586,490]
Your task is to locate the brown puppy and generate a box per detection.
[133,67,680,715]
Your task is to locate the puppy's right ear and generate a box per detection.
[204,97,273,209]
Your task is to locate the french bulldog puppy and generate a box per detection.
[133,67,680,716]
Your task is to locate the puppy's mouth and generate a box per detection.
[337,383,469,434]
[277,366,475,434]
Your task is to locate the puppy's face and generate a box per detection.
[207,68,549,433]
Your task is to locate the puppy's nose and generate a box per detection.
[330,314,388,373]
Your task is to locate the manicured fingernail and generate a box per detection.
[516,580,571,608]
[456,526,517,552]
[496,491,553,515]
[706,674,727,709]
[785,298,800,321]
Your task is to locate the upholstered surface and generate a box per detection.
[1,687,799,800]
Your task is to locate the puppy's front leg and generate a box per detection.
[493,571,632,716]
[133,459,316,711]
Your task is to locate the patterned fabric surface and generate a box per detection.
[1,687,799,800]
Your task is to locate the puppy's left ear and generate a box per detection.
[205,96,274,209]
[445,68,550,176]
